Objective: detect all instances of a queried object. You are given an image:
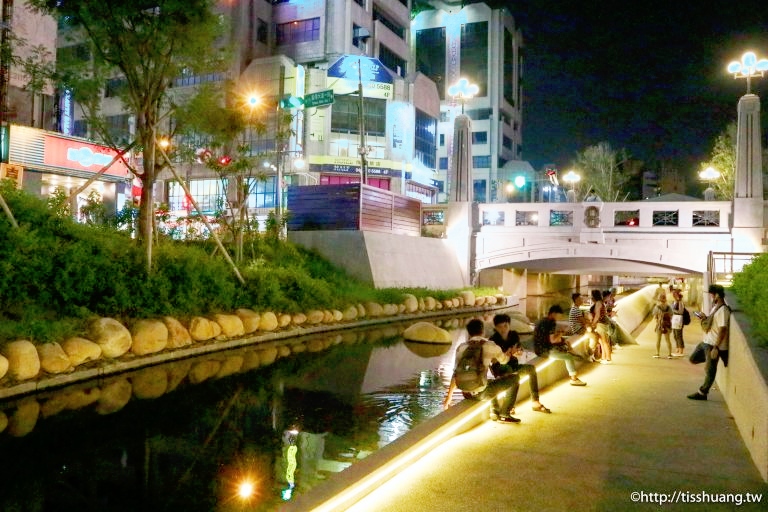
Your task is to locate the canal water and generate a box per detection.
[0,310,523,511]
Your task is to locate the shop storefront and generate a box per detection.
[1,125,131,219]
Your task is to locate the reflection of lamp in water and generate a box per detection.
[281,428,299,501]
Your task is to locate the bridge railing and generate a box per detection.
[477,200,732,233]
[708,251,759,286]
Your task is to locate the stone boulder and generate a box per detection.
[402,322,452,343]
[189,316,217,341]
[37,342,72,374]
[279,314,292,328]
[131,319,168,356]
[236,309,261,334]
[291,312,307,325]
[364,302,384,317]
[342,306,358,321]
[163,317,192,348]
[212,314,245,338]
[424,297,437,311]
[89,317,132,358]
[331,309,343,322]
[258,312,279,331]
[356,303,366,318]
[306,310,324,324]
[460,290,476,307]
[0,354,8,380]
[402,294,419,313]
[383,304,399,316]
[61,337,102,366]
[1,340,41,380]
[322,310,334,323]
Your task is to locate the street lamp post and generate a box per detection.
[562,170,581,202]
[447,78,478,202]
[699,166,720,200]
[727,51,768,94]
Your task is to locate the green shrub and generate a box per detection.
[731,254,768,347]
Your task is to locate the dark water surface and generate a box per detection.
[0,311,516,511]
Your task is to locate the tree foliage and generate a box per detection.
[699,122,736,200]
[27,0,227,246]
[572,142,631,201]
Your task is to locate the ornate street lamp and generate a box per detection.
[563,170,581,202]
[447,78,479,114]
[699,166,720,200]
[727,51,768,94]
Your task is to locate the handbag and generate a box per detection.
[671,314,683,330]
[689,342,707,364]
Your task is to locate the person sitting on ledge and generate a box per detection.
[534,305,587,386]
[489,313,551,414]
[443,318,522,423]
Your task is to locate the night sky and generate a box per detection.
[512,0,768,174]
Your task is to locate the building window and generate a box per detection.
[473,155,491,168]
[503,135,512,149]
[276,17,320,45]
[378,44,406,77]
[550,210,574,226]
[373,6,404,39]
[173,68,227,87]
[439,157,448,170]
[614,210,639,227]
[168,179,226,215]
[104,77,127,98]
[353,0,365,7]
[415,109,437,170]
[353,24,366,50]
[319,175,390,191]
[331,95,386,137]
[73,119,87,138]
[472,131,487,144]
[516,211,538,226]
[106,114,131,143]
[246,177,277,208]
[461,22,488,97]
[416,27,446,100]
[503,29,516,106]
[256,18,268,44]
[439,134,445,147]
[473,179,487,202]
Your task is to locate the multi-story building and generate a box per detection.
[412,0,523,202]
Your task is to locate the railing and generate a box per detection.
[708,251,759,286]
[477,200,732,232]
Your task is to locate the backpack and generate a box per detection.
[682,308,691,326]
[533,320,551,357]
[453,338,487,393]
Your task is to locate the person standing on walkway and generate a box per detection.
[534,305,587,386]
[489,313,551,414]
[590,289,612,363]
[443,318,522,422]
[653,293,673,358]
[688,284,730,401]
[670,288,686,356]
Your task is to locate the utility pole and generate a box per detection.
[357,59,368,185]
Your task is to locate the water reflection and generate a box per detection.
[0,311,515,511]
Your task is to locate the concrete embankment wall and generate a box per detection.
[718,295,768,482]
[288,231,467,289]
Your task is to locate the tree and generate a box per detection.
[699,122,736,200]
[573,142,630,201]
[27,0,226,252]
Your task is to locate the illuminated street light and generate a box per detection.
[447,78,479,114]
[699,166,720,200]
[563,170,581,202]
[727,51,768,94]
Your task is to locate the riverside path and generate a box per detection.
[345,314,768,512]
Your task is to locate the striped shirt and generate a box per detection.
[568,305,586,336]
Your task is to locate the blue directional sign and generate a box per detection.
[327,55,393,84]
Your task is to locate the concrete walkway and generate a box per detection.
[346,317,768,511]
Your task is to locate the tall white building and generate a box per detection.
[412,0,523,202]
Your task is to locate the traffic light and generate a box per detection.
[279,95,304,109]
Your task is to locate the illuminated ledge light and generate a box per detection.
[287,334,591,512]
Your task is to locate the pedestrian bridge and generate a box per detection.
[470,198,763,278]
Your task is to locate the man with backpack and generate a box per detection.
[443,318,522,423]
[688,284,730,401]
